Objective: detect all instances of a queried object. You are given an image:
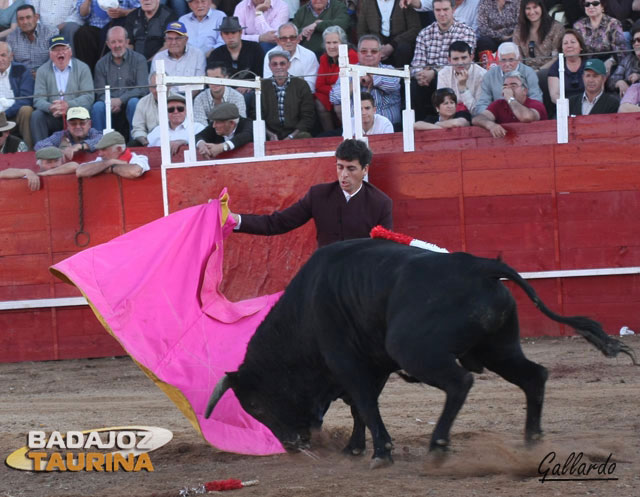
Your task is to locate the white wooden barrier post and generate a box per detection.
[352,66,364,141]
[104,85,113,133]
[253,75,265,157]
[155,61,171,217]
[339,45,353,139]
[402,65,415,152]
[556,53,569,144]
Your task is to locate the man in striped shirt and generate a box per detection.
[409,0,475,119]
[7,5,59,77]
[329,34,401,127]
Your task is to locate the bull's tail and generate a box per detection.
[487,260,638,365]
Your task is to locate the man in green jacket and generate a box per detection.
[292,0,350,58]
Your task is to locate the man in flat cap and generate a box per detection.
[36,146,81,176]
[0,144,74,190]
[34,107,103,161]
[76,131,150,178]
[195,103,253,159]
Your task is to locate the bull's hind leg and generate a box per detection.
[475,343,548,443]
[416,361,474,453]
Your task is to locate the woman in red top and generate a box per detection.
[315,25,358,132]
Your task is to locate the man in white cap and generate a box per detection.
[0,111,28,153]
[34,107,102,161]
[76,131,150,178]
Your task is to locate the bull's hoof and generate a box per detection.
[369,456,393,469]
[343,445,365,456]
[428,438,450,453]
[525,432,544,447]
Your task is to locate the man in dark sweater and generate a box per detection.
[195,102,253,158]
[230,139,393,248]
[124,0,178,61]
[207,16,264,81]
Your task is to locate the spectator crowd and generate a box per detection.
[1,0,640,173]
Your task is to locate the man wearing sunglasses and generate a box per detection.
[609,24,640,98]
[146,94,205,155]
[263,22,319,92]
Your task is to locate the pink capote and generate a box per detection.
[51,192,285,455]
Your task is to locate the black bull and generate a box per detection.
[206,238,636,467]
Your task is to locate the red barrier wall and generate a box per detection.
[1,113,639,362]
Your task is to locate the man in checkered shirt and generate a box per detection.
[409,0,475,120]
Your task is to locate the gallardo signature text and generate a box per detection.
[538,451,617,482]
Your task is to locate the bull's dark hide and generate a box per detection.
[206,238,636,468]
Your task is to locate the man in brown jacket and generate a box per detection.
[357,0,421,67]
[230,138,393,248]
[260,50,316,141]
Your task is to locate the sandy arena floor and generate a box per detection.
[1,336,639,497]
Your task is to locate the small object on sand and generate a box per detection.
[205,479,259,492]
[620,326,636,336]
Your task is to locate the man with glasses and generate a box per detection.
[610,24,640,98]
[475,42,542,115]
[147,94,205,155]
[263,22,319,92]
[31,35,94,145]
[329,34,401,126]
[34,107,102,161]
[151,22,206,77]
[472,71,547,138]
[260,50,315,140]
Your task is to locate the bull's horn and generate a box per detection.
[204,374,232,419]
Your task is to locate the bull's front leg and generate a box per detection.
[344,389,394,468]
[344,404,366,456]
